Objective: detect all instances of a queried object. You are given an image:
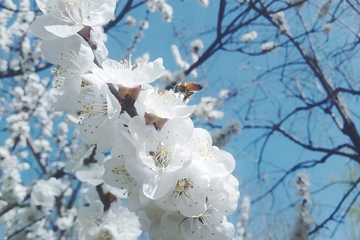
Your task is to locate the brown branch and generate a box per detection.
[103,0,145,33]
[26,136,46,174]
[252,151,336,204]
[0,63,52,79]
[0,202,18,217]
[308,176,360,235]
[66,181,82,209]
[243,124,358,161]
[251,1,360,163]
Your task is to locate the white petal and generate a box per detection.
[85,0,117,26]
[30,15,62,40]
[137,58,165,82]
[161,118,194,146]
[45,24,84,38]
[41,35,93,73]
[35,0,47,13]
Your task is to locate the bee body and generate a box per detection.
[174,82,203,102]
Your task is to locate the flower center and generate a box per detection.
[78,88,108,130]
[195,198,214,226]
[174,178,193,198]
[111,165,133,188]
[87,218,101,227]
[97,228,112,240]
[150,142,170,172]
[79,98,107,119]
[155,88,171,101]
[107,55,136,70]
[53,51,80,89]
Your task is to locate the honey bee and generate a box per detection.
[174,81,203,102]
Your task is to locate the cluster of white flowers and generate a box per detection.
[125,15,137,27]
[31,178,66,211]
[190,39,204,61]
[0,17,76,235]
[261,41,278,53]
[193,89,232,122]
[0,71,74,239]
[171,38,204,78]
[146,0,174,22]
[290,172,313,240]
[270,11,290,35]
[235,196,251,240]
[317,0,333,19]
[193,96,225,121]
[191,89,241,147]
[77,192,142,239]
[104,118,239,239]
[0,147,28,204]
[241,31,258,43]
[0,0,42,73]
[293,172,312,204]
[211,120,242,148]
[322,22,332,34]
[25,0,240,239]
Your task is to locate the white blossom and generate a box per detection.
[193,96,224,121]
[290,204,313,240]
[17,207,44,230]
[41,35,94,111]
[219,89,230,99]
[30,178,65,211]
[323,23,332,34]
[190,39,204,55]
[126,116,194,200]
[139,20,149,30]
[56,208,77,230]
[198,0,209,7]
[290,172,313,240]
[211,119,242,148]
[317,0,333,19]
[75,152,106,186]
[146,0,173,22]
[241,31,258,43]
[30,0,116,40]
[160,211,235,240]
[77,201,104,239]
[171,45,190,70]
[125,15,136,26]
[98,201,142,239]
[293,172,312,204]
[154,161,210,217]
[103,133,150,211]
[261,41,277,53]
[270,11,290,34]
[92,57,164,89]
[236,196,252,240]
[76,79,121,151]
[135,87,196,127]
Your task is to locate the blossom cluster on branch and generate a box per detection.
[290,172,313,240]
[23,0,240,239]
